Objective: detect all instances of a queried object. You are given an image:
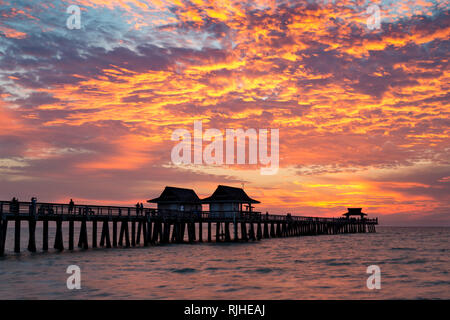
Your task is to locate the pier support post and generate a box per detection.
[14,217,20,253]
[151,221,159,244]
[119,220,130,247]
[43,220,48,250]
[263,222,269,238]
[113,220,118,247]
[224,222,231,242]
[171,223,177,243]
[215,222,220,242]
[136,221,142,245]
[27,218,37,252]
[53,219,64,251]
[208,222,212,242]
[92,220,97,248]
[198,222,203,242]
[270,222,275,238]
[100,220,111,248]
[249,222,256,241]
[69,220,74,250]
[234,222,238,241]
[146,220,152,244]
[78,219,88,249]
[180,222,185,242]
[142,221,148,246]
[0,218,7,256]
[131,221,136,247]
[241,222,248,241]
[256,222,262,240]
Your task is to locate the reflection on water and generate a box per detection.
[0,227,448,299]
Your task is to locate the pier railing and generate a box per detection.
[0,200,378,224]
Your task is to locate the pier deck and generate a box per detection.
[0,200,378,256]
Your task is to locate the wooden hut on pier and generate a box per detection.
[148,186,202,215]
[342,208,367,219]
[202,185,260,218]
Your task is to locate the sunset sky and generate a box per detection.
[0,0,448,225]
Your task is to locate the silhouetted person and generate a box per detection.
[136,202,140,215]
[10,197,19,214]
[140,202,144,215]
[30,197,36,215]
[68,199,74,214]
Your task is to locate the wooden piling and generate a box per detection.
[180,222,185,242]
[215,222,220,242]
[136,221,142,245]
[256,222,262,240]
[263,222,269,238]
[0,218,7,256]
[43,220,48,251]
[208,222,212,242]
[54,219,64,251]
[151,221,159,244]
[27,218,36,252]
[14,218,20,253]
[80,219,89,249]
[69,220,74,250]
[198,222,203,242]
[270,222,275,238]
[249,222,256,241]
[131,221,136,247]
[142,221,148,246]
[100,220,111,248]
[92,220,98,248]
[113,220,118,247]
[224,222,231,242]
[241,222,248,241]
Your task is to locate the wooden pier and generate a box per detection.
[0,200,378,256]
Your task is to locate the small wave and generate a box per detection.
[391,247,416,251]
[254,268,273,273]
[406,259,427,264]
[327,262,351,266]
[170,267,198,274]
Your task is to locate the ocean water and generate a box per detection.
[0,226,448,299]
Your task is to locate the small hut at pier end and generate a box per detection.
[342,208,367,219]
[148,186,202,214]
[202,185,260,218]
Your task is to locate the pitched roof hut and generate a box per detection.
[201,185,260,218]
[148,186,202,214]
[342,208,367,219]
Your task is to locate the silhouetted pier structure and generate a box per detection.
[0,200,377,256]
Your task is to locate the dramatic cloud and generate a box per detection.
[0,0,449,225]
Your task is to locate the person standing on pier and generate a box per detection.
[68,199,75,214]
[135,202,140,215]
[10,197,19,214]
[140,202,144,215]
[29,197,37,216]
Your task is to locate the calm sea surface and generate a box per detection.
[0,226,448,299]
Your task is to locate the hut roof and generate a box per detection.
[201,185,260,204]
[342,208,367,216]
[147,186,201,204]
